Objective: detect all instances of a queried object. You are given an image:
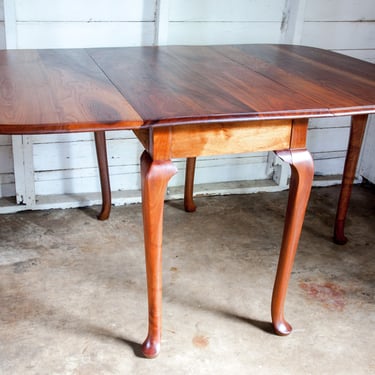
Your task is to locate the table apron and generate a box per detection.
[134,119,294,160]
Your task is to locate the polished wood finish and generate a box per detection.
[0,45,374,358]
[1,46,374,133]
[140,120,291,160]
[0,49,143,133]
[140,151,177,358]
[167,120,292,158]
[184,157,197,212]
[89,45,375,126]
[334,115,368,244]
[138,117,314,352]
[94,131,111,220]
[272,147,314,334]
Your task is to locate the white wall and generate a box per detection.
[167,0,285,45]
[0,0,374,212]
[9,0,156,48]
[0,0,4,48]
[0,0,15,200]
[0,135,14,199]
[300,0,375,180]
[303,0,375,62]
[360,118,375,184]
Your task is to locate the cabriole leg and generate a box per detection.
[94,131,111,221]
[272,149,314,335]
[140,151,177,358]
[334,115,368,245]
[184,157,197,212]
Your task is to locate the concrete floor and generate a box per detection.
[0,185,374,375]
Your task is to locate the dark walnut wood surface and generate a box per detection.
[90,45,375,126]
[0,44,374,134]
[0,49,142,133]
[0,44,374,359]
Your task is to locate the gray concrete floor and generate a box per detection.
[0,185,374,375]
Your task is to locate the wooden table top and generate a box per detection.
[0,44,374,134]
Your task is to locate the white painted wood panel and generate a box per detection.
[0,133,14,198]
[32,130,132,144]
[33,135,143,195]
[0,23,4,48]
[306,117,349,174]
[13,0,156,48]
[336,49,375,64]
[279,0,307,44]
[0,143,13,172]
[11,135,35,204]
[185,155,270,185]
[359,115,375,184]
[305,0,375,21]
[0,142,15,197]
[169,0,285,21]
[308,116,351,130]
[168,0,284,45]
[171,154,270,188]
[16,22,155,49]
[307,126,350,176]
[302,0,375,64]
[33,136,270,194]
[302,21,375,50]
[313,155,347,177]
[167,22,282,45]
[0,0,13,199]
[307,116,351,176]
[14,0,156,48]
[33,139,141,171]
[0,0,5,48]
[0,135,11,146]
[0,177,15,197]
[15,0,156,21]
[308,127,350,154]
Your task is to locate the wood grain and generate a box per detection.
[167,120,291,158]
[231,45,375,112]
[89,44,375,127]
[0,49,142,133]
[0,45,374,134]
[334,114,368,244]
[140,151,177,358]
[0,44,374,359]
[272,148,314,335]
[134,120,291,160]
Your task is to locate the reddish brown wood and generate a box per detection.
[290,118,309,149]
[169,120,291,158]
[231,45,375,112]
[184,157,197,212]
[0,49,143,134]
[272,149,314,335]
[0,45,374,358]
[140,151,177,358]
[89,45,375,126]
[217,45,372,111]
[1,46,374,133]
[334,115,368,244]
[94,131,111,221]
